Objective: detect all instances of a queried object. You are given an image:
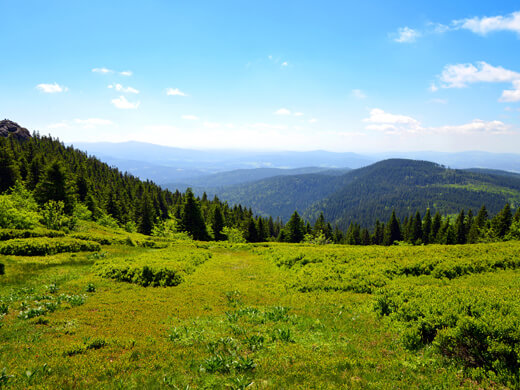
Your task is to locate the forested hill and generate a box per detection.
[0,120,265,237]
[206,159,520,228]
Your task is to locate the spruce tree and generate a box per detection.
[138,191,156,235]
[286,211,305,243]
[492,203,512,238]
[383,210,401,246]
[34,160,75,214]
[475,205,488,229]
[422,209,432,244]
[0,141,21,193]
[454,210,466,244]
[431,212,442,243]
[211,205,225,241]
[411,211,422,244]
[180,188,209,241]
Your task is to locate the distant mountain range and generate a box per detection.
[173,159,520,228]
[73,141,520,187]
[71,141,520,227]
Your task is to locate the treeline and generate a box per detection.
[0,133,282,239]
[279,205,520,246]
[1,132,519,245]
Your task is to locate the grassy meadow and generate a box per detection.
[1,223,519,389]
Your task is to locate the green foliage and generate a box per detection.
[35,160,76,214]
[40,200,76,231]
[96,213,120,229]
[0,237,100,256]
[223,226,245,243]
[180,188,209,241]
[0,194,40,229]
[0,228,65,241]
[96,246,212,287]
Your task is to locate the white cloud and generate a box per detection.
[351,89,367,99]
[92,67,113,74]
[364,108,420,126]
[166,88,188,96]
[429,83,439,92]
[47,122,70,129]
[275,108,291,115]
[308,118,318,123]
[36,83,67,93]
[439,61,520,88]
[394,27,420,43]
[454,11,520,35]
[111,96,140,109]
[181,115,199,121]
[500,80,520,102]
[364,108,512,136]
[293,112,304,117]
[281,61,288,67]
[108,83,139,94]
[92,68,132,76]
[435,119,512,135]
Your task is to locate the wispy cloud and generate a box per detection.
[203,121,221,129]
[293,112,304,117]
[429,98,448,104]
[111,96,140,109]
[429,83,439,92]
[351,89,367,99]
[393,27,420,43]
[166,88,188,96]
[308,118,318,123]
[281,61,289,67]
[275,108,291,115]
[108,83,139,94]
[36,83,67,93]
[92,68,133,76]
[453,11,520,35]
[364,108,512,135]
[181,115,199,120]
[439,61,520,88]
[92,67,113,74]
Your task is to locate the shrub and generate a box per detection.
[0,228,65,241]
[96,214,119,229]
[0,237,100,256]
[40,200,76,231]
[100,265,183,287]
[0,194,40,229]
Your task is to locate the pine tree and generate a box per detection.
[383,210,401,246]
[285,211,305,243]
[431,212,442,243]
[34,160,75,214]
[454,210,466,244]
[245,217,259,242]
[211,205,226,241]
[422,209,432,245]
[138,191,156,235]
[411,211,422,244]
[514,208,520,223]
[0,141,21,193]
[180,188,209,241]
[492,203,512,238]
[475,205,488,229]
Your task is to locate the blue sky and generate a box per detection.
[2,0,520,152]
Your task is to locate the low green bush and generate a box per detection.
[0,237,100,256]
[100,265,183,287]
[0,228,65,241]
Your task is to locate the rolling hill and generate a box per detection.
[198,159,520,227]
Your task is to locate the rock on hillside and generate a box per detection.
[0,119,31,140]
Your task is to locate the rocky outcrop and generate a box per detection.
[0,120,32,140]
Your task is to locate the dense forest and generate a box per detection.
[1,121,519,246]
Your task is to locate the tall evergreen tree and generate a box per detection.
[422,209,432,245]
[475,205,488,229]
[454,210,466,244]
[492,203,512,238]
[138,191,156,235]
[431,212,442,243]
[383,210,401,246]
[0,141,21,193]
[211,204,226,241]
[285,211,305,243]
[411,211,422,244]
[34,160,75,214]
[180,188,209,241]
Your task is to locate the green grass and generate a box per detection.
[1,232,519,388]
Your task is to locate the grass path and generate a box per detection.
[0,247,482,389]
